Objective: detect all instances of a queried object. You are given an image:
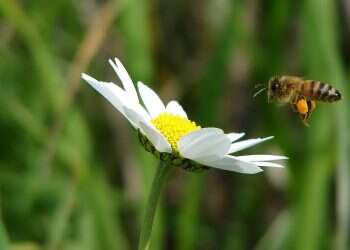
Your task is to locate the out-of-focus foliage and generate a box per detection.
[0,0,349,250]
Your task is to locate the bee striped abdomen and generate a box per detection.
[304,81,341,102]
[326,88,341,102]
[318,83,341,102]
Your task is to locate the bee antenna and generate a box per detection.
[253,87,266,98]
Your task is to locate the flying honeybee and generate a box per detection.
[255,76,342,126]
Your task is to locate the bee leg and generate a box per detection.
[290,94,302,112]
[300,101,316,126]
[295,97,310,126]
[307,100,316,112]
[299,113,310,127]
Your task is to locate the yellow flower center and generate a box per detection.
[151,113,201,151]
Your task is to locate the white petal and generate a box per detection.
[228,136,274,154]
[137,81,166,118]
[106,81,150,122]
[226,132,245,142]
[178,128,231,162]
[179,128,222,153]
[109,58,139,104]
[254,161,285,168]
[125,100,151,123]
[138,121,172,153]
[178,128,221,155]
[82,73,125,111]
[236,155,288,162]
[165,101,188,118]
[123,106,149,130]
[82,73,151,128]
[200,155,263,174]
[82,73,133,122]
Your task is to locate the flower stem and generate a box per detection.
[138,161,172,250]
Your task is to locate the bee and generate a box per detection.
[255,76,342,125]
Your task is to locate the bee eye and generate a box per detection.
[272,83,279,91]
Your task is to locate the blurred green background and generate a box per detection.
[0,0,349,249]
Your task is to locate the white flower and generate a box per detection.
[82,58,287,174]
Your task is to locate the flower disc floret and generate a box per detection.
[151,113,200,151]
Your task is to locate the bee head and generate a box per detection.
[268,76,282,102]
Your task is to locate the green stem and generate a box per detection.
[138,161,172,250]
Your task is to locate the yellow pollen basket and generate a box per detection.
[151,113,201,152]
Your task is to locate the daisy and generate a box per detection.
[82,58,286,174]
